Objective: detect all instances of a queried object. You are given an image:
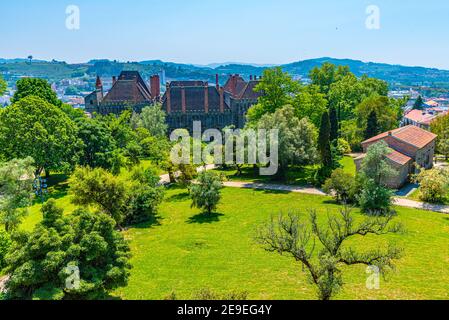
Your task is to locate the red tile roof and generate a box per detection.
[363,125,437,149]
[404,109,438,125]
[386,150,412,165]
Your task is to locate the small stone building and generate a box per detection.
[355,125,437,189]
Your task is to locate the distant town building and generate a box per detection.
[402,108,447,130]
[355,125,437,189]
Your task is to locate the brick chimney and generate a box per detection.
[215,74,219,89]
[150,75,161,98]
[250,75,253,81]
[95,76,103,91]
[204,82,209,113]
[219,87,224,113]
[166,83,171,114]
[112,76,117,86]
[181,86,186,113]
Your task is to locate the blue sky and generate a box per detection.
[1,0,449,69]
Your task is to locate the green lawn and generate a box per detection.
[110,187,449,300]
[18,157,449,300]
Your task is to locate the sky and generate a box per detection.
[1,0,449,69]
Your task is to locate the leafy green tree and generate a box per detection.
[293,84,328,127]
[356,95,400,135]
[309,63,350,95]
[323,169,357,204]
[0,157,35,233]
[76,117,116,170]
[99,111,138,149]
[69,167,128,226]
[329,106,339,143]
[0,96,80,175]
[0,231,11,271]
[431,112,449,160]
[124,141,142,167]
[0,75,6,95]
[248,68,300,123]
[190,171,223,215]
[5,200,131,300]
[257,207,402,300]
[358,141,397,215]
[413,168,449,203]
[136,104,168,137]
[413,95,424,110]
[12,78,62,106]
[257,105,318,178]
[364,110,380,140]
[126,166,165,225]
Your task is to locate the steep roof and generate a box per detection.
[363,125,437,149]
[238,80,262,100]
[102,71,152,103]
[162,85,230,113]
[224,75,247,97]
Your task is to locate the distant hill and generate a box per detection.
[2,57,449,89]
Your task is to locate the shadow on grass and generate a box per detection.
[130,215,164,229]
[166,192,190,203]
[187,212,224,224]
[249,189,291,195]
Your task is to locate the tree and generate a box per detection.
[27,55,33,64]
[0,231,11,271]
[329,106,339,143]
[11,78,61,106]
[0,157,35,233]
[69,167,128,226]
[357,141,397,215]
[309,63,350,95]
[0,96,80,175]
[293,84,328,128]
[256,207,402,300]
[69,166,164,227]
[364,110,380,140]
[190,171,223,215]
[413,96,424,110]
[431,112,449,160]
[0,75,6,96]
[356,95,400,135]
[136,104,168,137]
[5,200,131,300]
[318,111,332,169]
[413,168,449,203]
[247,68,300,123]
[257,105,318,178]
[323,169,357,204]
[76,117,116,170]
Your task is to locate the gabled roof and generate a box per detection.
[102,71,152,103]
[224,75,247,97]
[362,125,437,149]
[238,80,262,100]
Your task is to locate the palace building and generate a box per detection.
[85,71,263,132]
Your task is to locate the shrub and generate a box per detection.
[414,168,449,203]
[190,171,223,215]
[358,179,394,215]
[0,231,11,271]
[336,138,352,155]
[323,169,357,204]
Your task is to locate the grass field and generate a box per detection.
[110,187,449,300]
[17,155,449,300]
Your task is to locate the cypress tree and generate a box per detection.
[413,96,424,110]
[318,111,332,169]
[329,106,339,143]
[365,111,379,140]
